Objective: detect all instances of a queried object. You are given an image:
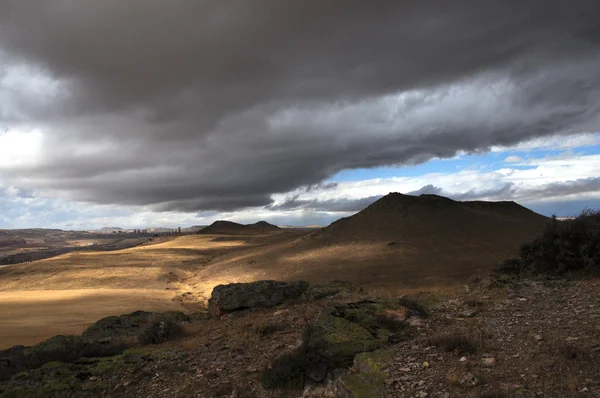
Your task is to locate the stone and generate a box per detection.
[208,280,309,316]
[308,311,383,365]
[335,349,394,398]
[481,357,496,367]
[459,372,480,387]
[329,298,424,337]
[408,318,425,327]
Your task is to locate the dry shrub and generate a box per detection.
[494,210,600,277]
[261,327,320,390]
[137,313,184,345]
[430,332,478,355]
[255,320,289,337]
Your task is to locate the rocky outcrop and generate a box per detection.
[307,298,425,367]
[208,280,309,316]
[0,311,188,383]
[83,310,189,340]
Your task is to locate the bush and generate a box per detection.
[429,333,477,355]
[23,335,85,365]
[255,321,288,337]
[137,314,184,345]
[261,327,321,390]
[495,210,600,276]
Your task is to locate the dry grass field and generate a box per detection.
[0,234,267,349]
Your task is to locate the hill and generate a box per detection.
[310,192,547,243]
[184,193,550,292]
[198,220,280,235]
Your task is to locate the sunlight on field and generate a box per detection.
[0,289,181,349]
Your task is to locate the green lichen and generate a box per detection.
[89,355,123,375]
[308,312,382,364]
[353,349,394,374]
[336,373,386,398]
[335,349,394,398]
[121,346,180,360]
[307,281,365,300]
[81,380,108,391]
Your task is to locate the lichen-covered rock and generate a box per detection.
[208,280,309,316]
[1,360,105,397]
[335,349,394,398]
[82,310,189,340]
[331,298,425,337]
[307,311,383,366]
[306,280,364,300]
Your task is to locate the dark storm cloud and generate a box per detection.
[1,1,600,211]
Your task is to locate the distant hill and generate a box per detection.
[310,193,548,243]
[198,220,281,235]
[192,192,550,288]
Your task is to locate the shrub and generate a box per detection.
[137,313,184,345]
[398,297,428,318]
[255,321,288,337]
[23,335,85,365]
[261,327,320,390]
[495,210,600,276]
[429,333,477,355]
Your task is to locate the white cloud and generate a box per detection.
[504,155,523,163]
[0,128,44,169]
[492,133,600,152]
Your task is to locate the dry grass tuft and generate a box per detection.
[430,333,478,355]
[137,313,184,345]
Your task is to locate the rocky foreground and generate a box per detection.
[1,278,599,397]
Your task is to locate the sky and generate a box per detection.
[1,1,600,230]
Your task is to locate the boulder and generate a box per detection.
[307,311,384,366]
[208,280,309,316]
[335,349,394,398]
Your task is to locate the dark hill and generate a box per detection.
[314,193,548,244]
[199,220,281,235]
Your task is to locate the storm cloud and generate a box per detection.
[1,1,600,211]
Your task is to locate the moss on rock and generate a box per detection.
[306,281,365,300]
[335,349,394,398]
[308,311,383,365]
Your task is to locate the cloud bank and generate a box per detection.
[1,1,600,214]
